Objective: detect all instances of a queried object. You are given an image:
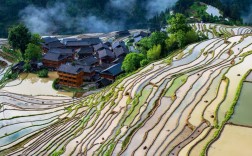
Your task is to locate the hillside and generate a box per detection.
[1,24,252,155]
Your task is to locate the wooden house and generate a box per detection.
[58,64,95,87]
[100,63,123,81]
[98,49,115,64]
[41,37,64,53]
[75,47,94,59]
[113,46,129,58]
[42,53,72,69]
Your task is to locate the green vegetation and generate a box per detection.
[165,75,188,97]
[51,149,64,156]
[8,24,42,62]
[37,69,49,78]
[122,53,145,73]
[123,13,202,74]
[24,43,42,61]
[147,44,162,61]
[230,82,252,126]
[174,0,245,25]
[8,24,31,56]
[124,87,153,125]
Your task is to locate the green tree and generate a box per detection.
[140,59,149,67]
[185,30,199,44]
[31,34,42,45]
[24,43,42,61]
[165,34,178,51]
[8,24,31,56]
[167,13,191,34]
[122,53,145,73]
[149,32,167,47]
[147,44,162,61]
[175,30,187,48]
[137,31,167,55]
[23,62,31,72]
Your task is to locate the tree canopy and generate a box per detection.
[8,24,31,55]
[122,53,145,73]
[167,13,191,34]
[24,43,42,61]
[147,44,162,61]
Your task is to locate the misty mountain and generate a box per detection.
[0,0,252,37]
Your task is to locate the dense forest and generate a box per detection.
[0,0,251,37]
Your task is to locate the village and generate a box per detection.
[11,30,150,91]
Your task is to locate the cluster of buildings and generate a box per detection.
[11,31,150,89]
[41,36,131,88]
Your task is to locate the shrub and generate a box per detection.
[38,69,48,78]
[140,59,149,67]
[122,53,145,73]
[147,44,162,61]
[23,62,31,72]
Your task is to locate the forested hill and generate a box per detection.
[174,0,252,24]
[0,0,252,37]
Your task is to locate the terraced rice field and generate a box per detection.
[1,24,252,155]
[191,23,252,38]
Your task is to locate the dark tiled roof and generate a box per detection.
[115,30,130,36]
[63,38,102,47]
[97,78,112,86]
[47,41,65,48]
[101,63,123,76]
[113,47,129,58]
[43,52,69,61]
[76,56,98,66]
[93,43,109,51]
[65,41,90,47]
[112,57,125,64]
[134,36,143,43]
[58,64,92,74]
[98,49,115,58]
[112,41,126,49]
[42,37,59,44]
[129,46,139,53]
[61,38,78,44]
[81,38,102,45]
[48,48,74,54]
[104,41,112,47]
[133,31,149,38]
[77,47,94,54]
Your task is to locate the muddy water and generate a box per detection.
[1,72,73,97]
[230,82,252,126]
[208,124,252,156]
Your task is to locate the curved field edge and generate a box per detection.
[200,68,252,156]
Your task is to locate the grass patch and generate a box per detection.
[165,74,188,97]
[124,87,153,125]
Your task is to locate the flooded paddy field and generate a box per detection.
[208,124,252,156]
[1,72,73,97]
[1,25,252,155]
[230,82,252,126]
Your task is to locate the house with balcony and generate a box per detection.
[58,64,95,87]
